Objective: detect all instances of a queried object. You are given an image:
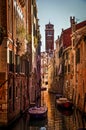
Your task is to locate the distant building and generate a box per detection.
[41,52,48,86]
[45,22,54,52]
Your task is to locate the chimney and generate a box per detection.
[70,16,76,32]
[62,28,64,32]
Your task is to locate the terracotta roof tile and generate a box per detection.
[62,20,86,48]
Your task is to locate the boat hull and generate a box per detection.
[41,87,47,91]
[56,98,73,110]
[55,94,63,99]
[57,106,73,116]
[28,106,48,120]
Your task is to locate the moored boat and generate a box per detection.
[41,87,47,91]
[55,93,63,99]
[57,107,73,116]
[56,97,73,110]
[28,106,48,120]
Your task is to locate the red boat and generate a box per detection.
[56,98,73,110]
[57,106,73,116]
[28,106,48,119]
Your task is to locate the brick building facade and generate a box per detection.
[0,0,41,126]
[55,16,86,114]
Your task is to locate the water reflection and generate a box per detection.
[0,91,86,130]
[41,91,86,130]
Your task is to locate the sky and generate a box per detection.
[36,0,86,52]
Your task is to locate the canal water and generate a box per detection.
[1,90,86,130]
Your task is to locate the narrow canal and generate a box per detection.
[1,90,86,130]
